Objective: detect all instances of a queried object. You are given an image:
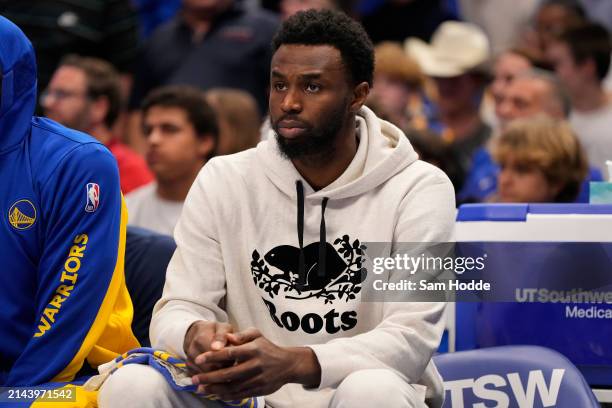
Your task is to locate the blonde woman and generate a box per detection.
[494,116,588,202]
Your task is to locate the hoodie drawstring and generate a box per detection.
[295,180,329,282]
[319,197,329,278]
[296,181,306,278]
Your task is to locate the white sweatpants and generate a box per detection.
[98,364,428,408]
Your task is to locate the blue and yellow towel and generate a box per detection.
[84,347,264,407]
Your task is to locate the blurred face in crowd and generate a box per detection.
[498,155,560,202]
[370,74,411,121]
[142,106,213,184]
[535,4,583,54]
[547,41,587,95]
[182,0,232,17]
[280,0,334,20]
[205,90,261,156]
[42,66,94,131]
[434,74,483,114]
[495,77,558,127]
[490,51,532,105]
[269,44,364,160]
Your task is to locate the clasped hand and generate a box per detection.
[183,321,320,401]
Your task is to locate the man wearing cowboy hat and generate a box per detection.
[406,21,493,192]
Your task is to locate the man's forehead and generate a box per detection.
[511,78,548,98]
[52,66,87,87]
[144,106,188,123]
[548,40,570,55]
[271,44,344,75]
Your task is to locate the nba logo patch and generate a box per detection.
[85,183,100,213]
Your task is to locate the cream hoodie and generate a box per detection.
[150,106,456,407]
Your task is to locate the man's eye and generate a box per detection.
[306,83,320,93]
[515,164,532,174]
[161,125,180,133]
[514,99,528,110]
[274,83,287,91]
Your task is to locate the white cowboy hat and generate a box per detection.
[405,21,491,78]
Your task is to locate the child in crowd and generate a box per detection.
[494,116,588,203]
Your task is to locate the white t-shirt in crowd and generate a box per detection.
[125,182,184,236]
[570,104,612,179]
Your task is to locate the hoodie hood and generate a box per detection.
[257,106,419,281]
[257,106,419,200]
[0,16,37,153]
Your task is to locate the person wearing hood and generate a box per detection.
[0,15,139,393]
[99,10,455,408]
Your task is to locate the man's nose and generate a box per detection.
[497,100,513,122]
[40,92,56,110]
[281,87,302,113]
[498,169,513,187]
[147,128,162,145]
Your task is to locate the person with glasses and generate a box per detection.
[42,55,153,194]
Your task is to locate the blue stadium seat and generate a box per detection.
[434,346,599,408]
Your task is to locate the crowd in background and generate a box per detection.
[3,0,612,235]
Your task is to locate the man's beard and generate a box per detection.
[272,104,348,164]
[52,105,92,133]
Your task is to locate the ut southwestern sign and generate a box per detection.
[443,369,564,408]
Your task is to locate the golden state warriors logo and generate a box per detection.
[8,199,37,230]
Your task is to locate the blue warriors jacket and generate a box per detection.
[0,16,139,387]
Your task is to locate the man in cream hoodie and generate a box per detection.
[99,9,455,408]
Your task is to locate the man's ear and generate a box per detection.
[197,134,216,159]
[350,82,370,113]
[581,58,598,80]
[90,96,109,126]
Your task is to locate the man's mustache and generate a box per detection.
[273,116,312,129]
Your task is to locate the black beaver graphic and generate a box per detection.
[264,242,347,291]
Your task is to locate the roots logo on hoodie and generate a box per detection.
[251,235,367,333]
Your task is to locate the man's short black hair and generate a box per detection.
[141,85,219,140]
[272,9,374,87]
[142,85,219,160]
[560,23,612,81]
[541,0,586,19]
